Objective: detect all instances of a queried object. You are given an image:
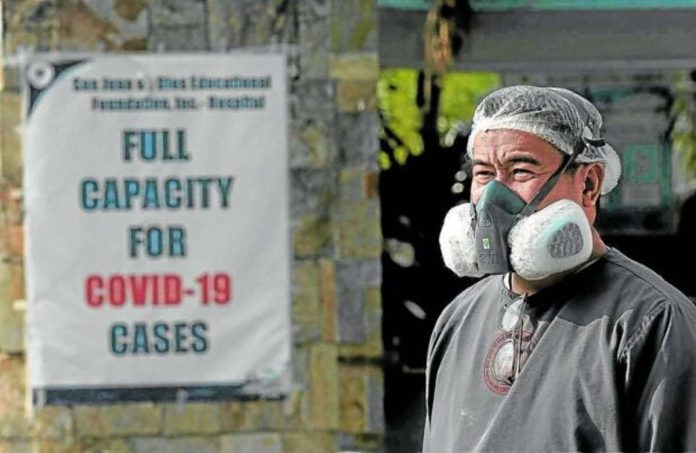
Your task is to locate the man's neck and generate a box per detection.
[510,230,607,296]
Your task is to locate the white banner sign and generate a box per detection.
[23,54,291,397]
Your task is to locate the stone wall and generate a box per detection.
[0,0,383,451]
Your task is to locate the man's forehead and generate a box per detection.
[471,129,562,163]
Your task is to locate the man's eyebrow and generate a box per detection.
[471,155,542,166]
[507,155,542,166]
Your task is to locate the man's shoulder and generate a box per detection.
[601,248,693,308]
[429,276,499,344]
[567,248,696,333]
[439,276,499,321]
[598,249,696,377]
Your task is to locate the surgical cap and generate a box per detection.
[467,85,621,195]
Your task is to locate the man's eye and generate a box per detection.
[474,171,494,179]
[512,169,532,176]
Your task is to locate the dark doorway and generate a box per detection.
[379,70,476,452]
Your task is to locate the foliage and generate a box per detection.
[377,69,423,169]
[670,72,696,180]
[438,72,500,139]
[377,68,500,170]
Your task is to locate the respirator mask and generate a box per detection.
[440,130,603,281]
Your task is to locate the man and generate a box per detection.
[425,85,696,452]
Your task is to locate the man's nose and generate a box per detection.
[493,170,512,186]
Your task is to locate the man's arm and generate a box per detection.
[422,298,462,452]
[619,301,696,451]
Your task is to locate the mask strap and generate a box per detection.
[516,118,604,220]
[516,142,583,219]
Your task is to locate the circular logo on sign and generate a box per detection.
[27,62,55,89]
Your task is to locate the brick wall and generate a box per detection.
[0,1,383,451]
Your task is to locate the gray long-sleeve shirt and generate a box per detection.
[424,248,696,452]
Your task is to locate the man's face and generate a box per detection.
[470,129,585,209]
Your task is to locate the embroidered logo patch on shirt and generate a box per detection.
[483,331,533,394]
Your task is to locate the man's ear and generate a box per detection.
[582,163,605,208]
